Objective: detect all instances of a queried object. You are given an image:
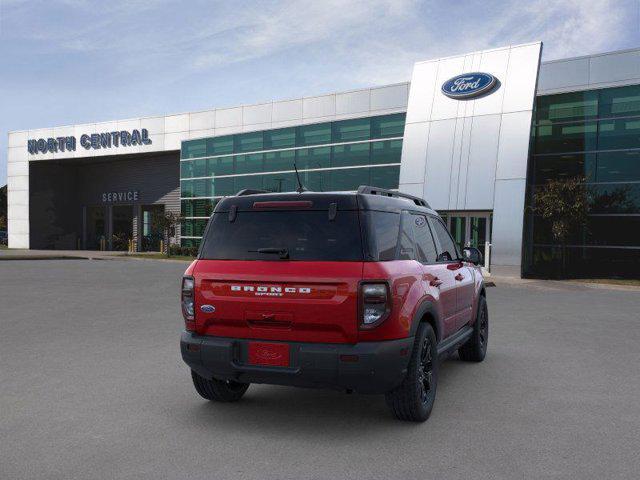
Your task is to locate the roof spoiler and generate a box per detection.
[235,189,271,196]
[357,185,431,208]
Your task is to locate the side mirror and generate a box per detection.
[462,247,483,266]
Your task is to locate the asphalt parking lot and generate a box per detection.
[1,259,639,479]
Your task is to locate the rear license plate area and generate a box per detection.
[248,342,290,367]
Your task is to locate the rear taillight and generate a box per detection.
[360,282,391,329]
[182,276,195,330]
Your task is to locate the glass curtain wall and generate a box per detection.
[180,113,405,247]
[523,85,640,278]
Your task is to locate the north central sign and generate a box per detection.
[27,128,152,155]
[441,72,497,99]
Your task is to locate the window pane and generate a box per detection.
[596,151,640,182]
[210,177,235,197]
[234,174,264,192]
[235,153,264,175]
[370,166,400,189]
[181,238,201,248]
[531,154,597,184]
[181,199,216,217]
[297,123,331,146]
[234,131,263,153]
[429,217,458,261]
[363,211,401,261]
[412,214,438,263]
[296,147,331,170]
[590,183,640,214]
[332,143,370,167]
[200,211,363,261]
[332,118,370,142]
[262,172,297,192]
[371,139,402,164]
[180,160,193,179]
[181,139,206,159]
[599,84,640,118]
[371,113,406,139]
[208,156,234,176]
[181,219,209,237]
[535,91,598,124]
[534,121,598,154]
[597,119,640,150]
[206,136,233,156]
[264,128,296,149]
[180,180,193,198]
[324,168,369,191]
[264,149,296,172]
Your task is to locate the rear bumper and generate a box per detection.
[180,331,414,394]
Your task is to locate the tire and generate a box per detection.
[385,323,438,422]
[191,370,249,402]
[459,295,488,362]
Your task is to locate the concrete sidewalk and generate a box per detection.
[0,249,153,261]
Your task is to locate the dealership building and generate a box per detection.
[6,42,640,277]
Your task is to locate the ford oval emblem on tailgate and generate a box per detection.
[200,305,215,313]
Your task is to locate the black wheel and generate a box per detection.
[191,370,249,402]
[385,323,438,422]
[459,295,488,362]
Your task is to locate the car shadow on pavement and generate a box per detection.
[176,356,472,437]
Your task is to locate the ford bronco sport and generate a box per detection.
[180,186,488,422]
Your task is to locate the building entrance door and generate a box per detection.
[441,212,492,263]
[86,206,106,250]
[111,205,134,251]
[140,205,165,252]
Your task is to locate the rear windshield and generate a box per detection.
[200,210,363,261]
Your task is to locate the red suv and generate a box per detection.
[180,186,488,422]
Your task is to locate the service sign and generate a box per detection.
[441,72,497,99]
[27,129,152,155]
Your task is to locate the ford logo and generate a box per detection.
[441,72,497,99]
[200,305,215,313]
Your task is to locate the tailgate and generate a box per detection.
[193,260,363,344]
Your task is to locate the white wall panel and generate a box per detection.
[405,64,438,124]
[243,103,272,125]
[495,110,534,180]
[8,131,28,147]
[215,107,242,128]
[164,114,189,133]
[589,50,640,85]
[463,114,501,209]
[399,122,430,185]
[472,49,509,117]
[303,95,336,118]
[189,111,215,131]
[431,56,467,121]
[272,99,303,122]
[422,119,456,210]
[7,161,28,177]
[8,147,27,163]
[336,90,370,115]
[492,179,526,266]
[538,58,589,92]
[502,43,541,113]
[370,84,408,111]
[140,116,165,134]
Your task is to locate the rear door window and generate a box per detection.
[363,211,400,261]
[200,210,363,261]
[429,217,459,262]
[411,214,438,263]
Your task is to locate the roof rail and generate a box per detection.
[357,185,431,208]
[235,189,271,196]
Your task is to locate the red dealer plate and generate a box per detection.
[248,342,290,367]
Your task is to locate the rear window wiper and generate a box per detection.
[249,247,289,259]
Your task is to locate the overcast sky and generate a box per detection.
[2,0,639,185]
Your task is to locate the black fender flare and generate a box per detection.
[409,299,442,342]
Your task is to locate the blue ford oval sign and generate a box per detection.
[441,72,497,99]
[200,305,216,313]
